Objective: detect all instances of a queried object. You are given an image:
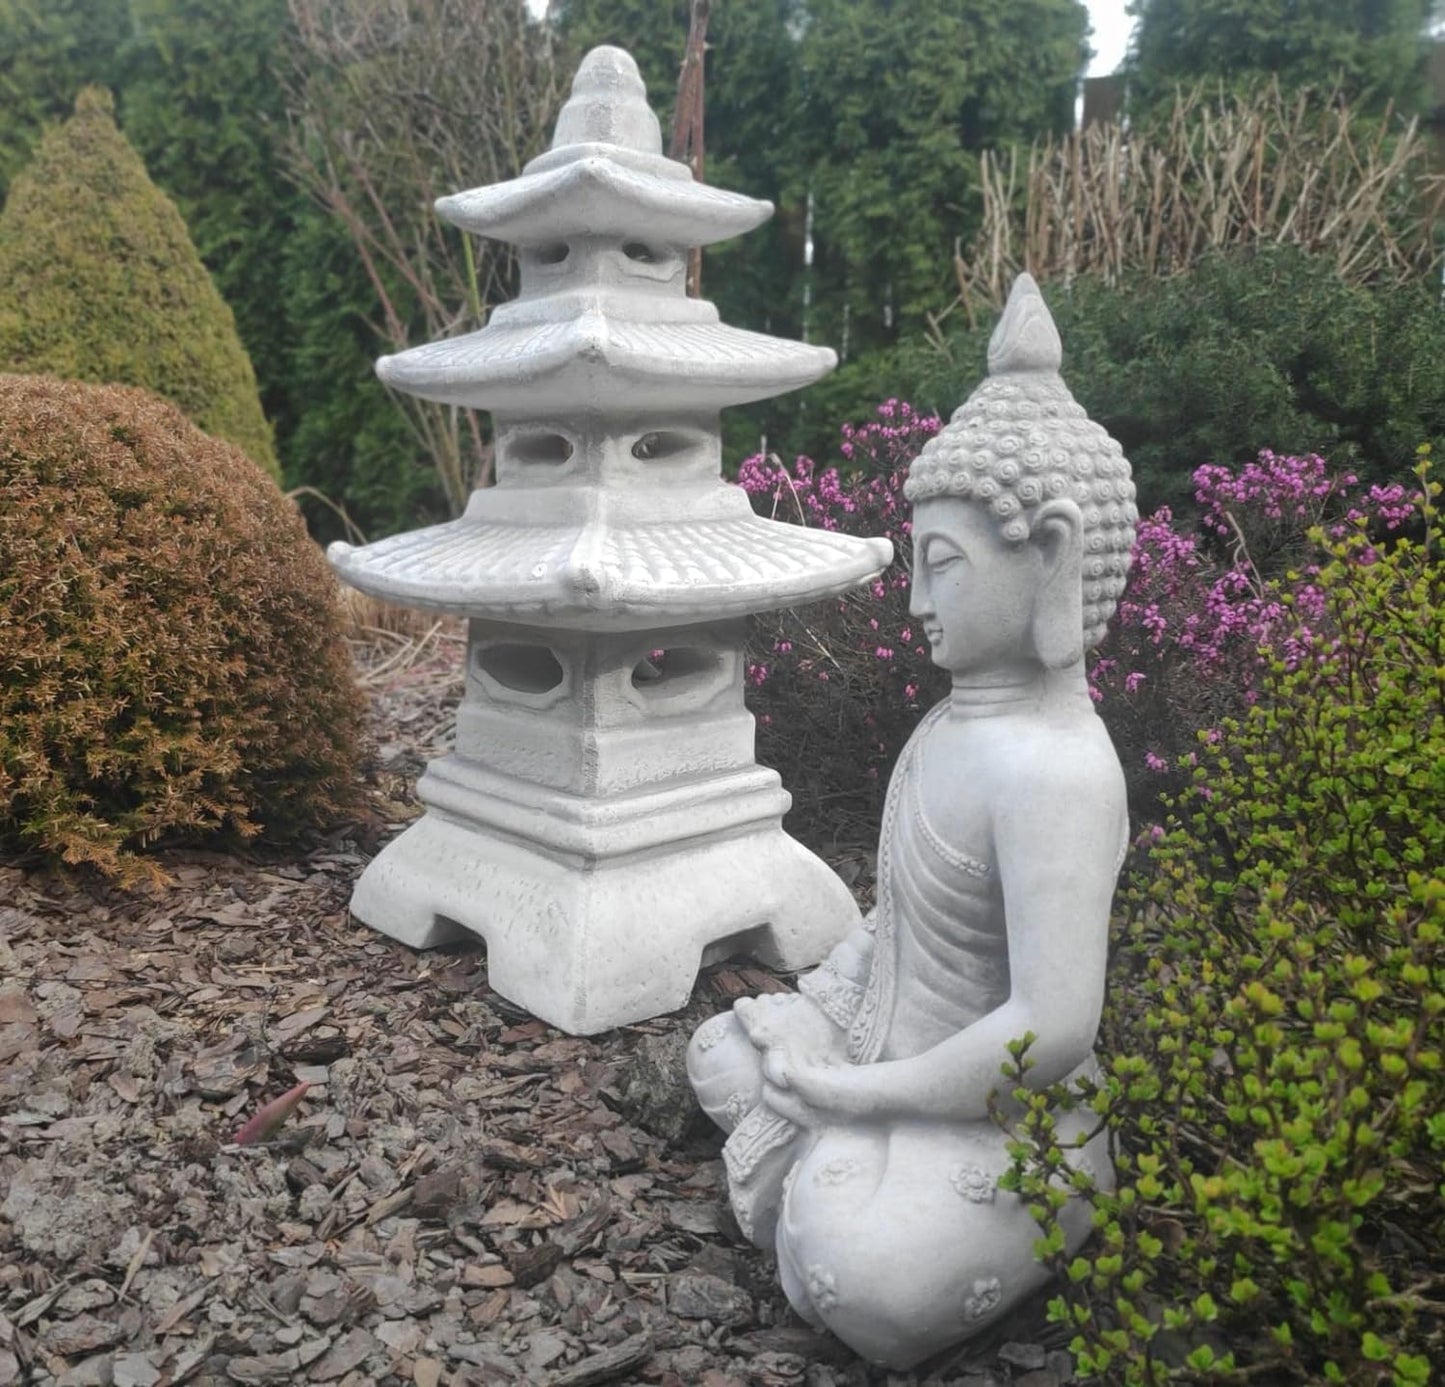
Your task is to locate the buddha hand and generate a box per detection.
[733,993,844,1062]
[759,1048,880,1127]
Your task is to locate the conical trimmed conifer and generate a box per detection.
[0,87,278,476]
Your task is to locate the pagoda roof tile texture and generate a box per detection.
[435,153,772,250]
[375,312,837,413]
[436,48,769,248]
[330,506,893,630]
[380,45,829,414]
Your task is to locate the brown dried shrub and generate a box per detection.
[0,374,366,885]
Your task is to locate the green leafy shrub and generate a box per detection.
[910,248,1445,511]
[1002,451,1444,1383]
[0,87,278,477]
[0,374,365,886]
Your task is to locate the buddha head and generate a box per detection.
[904,274,1136,676]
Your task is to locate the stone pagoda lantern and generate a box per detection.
[329,46,892,1035]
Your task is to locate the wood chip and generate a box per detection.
[460,1264,513,1289]
[307,1327,375,1381]
[362,1186,413,1226]
[0,988,37,1024]
[274,1005,329,1039]
[153,1286,209,1336]
[548,1332,653,1387]
[506,1241,563,1289]
[118,1228,154,1299]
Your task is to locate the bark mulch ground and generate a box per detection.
[0,638,1075,1387]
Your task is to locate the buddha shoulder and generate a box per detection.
[1009,715,1125,806]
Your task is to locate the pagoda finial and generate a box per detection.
[986,272,1062,376]
[550,45,661,156]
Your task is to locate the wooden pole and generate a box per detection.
[669,0,710,297]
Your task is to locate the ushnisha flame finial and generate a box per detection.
[550,45,661,155]
[986,271,1063,376]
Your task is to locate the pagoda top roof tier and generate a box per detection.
[328,486,893,631]
[376,306,837,413]
[436,47,771,249]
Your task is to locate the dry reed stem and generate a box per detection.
[284,0,561,514]
[335,585,465,686]
[953,80,1445,314]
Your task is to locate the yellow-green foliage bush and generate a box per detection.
[0,374,364,885]
[1001,451,1444,1384]
[0,88,277,477]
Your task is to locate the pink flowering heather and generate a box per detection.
[1092,450,1428,813]
[742,401,942,841]
[743,414,1427,842]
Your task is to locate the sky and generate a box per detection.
[1084,0,1136,77]
[525,2,1139,78]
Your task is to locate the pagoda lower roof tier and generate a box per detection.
[376,314,837,412]
[436,150,772,248]
[328,511,893,631]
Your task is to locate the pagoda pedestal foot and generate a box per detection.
[349,809,859,1035]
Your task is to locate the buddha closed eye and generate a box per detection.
[908,498,1043,677]
[922,540,965,570]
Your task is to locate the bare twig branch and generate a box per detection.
[283,0,563,514]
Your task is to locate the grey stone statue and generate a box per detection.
[327,46,890,1034]
[687,273,1138,1369]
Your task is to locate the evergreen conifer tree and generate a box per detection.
[0,86,278,475]
[1125,0,1436,117]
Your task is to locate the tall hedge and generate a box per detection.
[0,86,278,476]
[118,0,306,472]
[1125,0,1437,119]
[0,0,131,196]
[907,248,1445,510]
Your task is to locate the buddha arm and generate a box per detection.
[804,750,1123,1124]
[823,916,876,982]
[792,917,874,1030]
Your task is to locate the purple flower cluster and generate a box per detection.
[1092,450,1427,787]
[739,400,941,712]
[742,403,1425,831]
[742,403,944,813]
[1195,450,1349,532]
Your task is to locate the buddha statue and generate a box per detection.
[686,273,1138,1370]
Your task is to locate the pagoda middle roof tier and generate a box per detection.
[436,147,773,249]
[376,312,837,413]
[328,494,893,632]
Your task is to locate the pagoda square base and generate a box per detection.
[349,754,861,1034]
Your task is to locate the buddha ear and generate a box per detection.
[1028,499,1085,670]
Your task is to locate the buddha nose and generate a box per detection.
[908,571,930,619]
